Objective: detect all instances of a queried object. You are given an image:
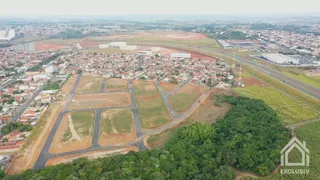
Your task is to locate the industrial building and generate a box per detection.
[170,53,191,59]
[0,29,15,41]
[218,40,232,48]
[260,54,299,65]
[107,42,127,48]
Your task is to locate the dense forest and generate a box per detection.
[4,96,290,179]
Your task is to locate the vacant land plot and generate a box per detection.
[160,82,178,92]
[266,121,320,180]
[242,77,265,87]
[235,85,319,125]
[49,111,94,154]
[134,80,170,129]
[105,78,129,91]
[76,76,103,93]
[99,109,135,146]
[170,84,207,112]
[70,92,131,110]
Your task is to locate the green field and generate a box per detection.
[265,121,320,180]
[100,109,133,134]
[235,85,319,125]
[90,80,102,92]
[134,80,169,129]
[282,71,320,89]
[170,93,200,112]
[71,111,95,137]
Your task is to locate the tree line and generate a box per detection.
[4,96,290,179]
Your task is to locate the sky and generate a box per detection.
[1,0,320,16]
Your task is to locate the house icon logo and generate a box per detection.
[281,137,309,167]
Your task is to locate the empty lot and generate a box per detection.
[76,76,103,93]
[134,80,170,129]
[70,92,131,110]
[49,111,95,154]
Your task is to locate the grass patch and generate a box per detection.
[90,80,102,92]
[170,93,199,112]
[61,127,72,142]
[134,80,169,129]
[112,109,132,133]
[77,76,103,93]
[100,117,112,134]
[71,111,94,138]
[235,85,319,125]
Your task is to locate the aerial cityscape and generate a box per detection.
[0,0,319,179]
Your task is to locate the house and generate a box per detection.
[281,137,309,166]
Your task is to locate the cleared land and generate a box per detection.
[134,80,170,129]
[76,76,103,93]
[46,146,138,166]
[49,111,95,154]
[242,77,265,87]
[99,109,136,146]
[70,92,131,110]
[7,104,61,175]
[105,78,129,91]
[160,82,179,92]
[148,90,231,149]
[170,84,207,113]
[235,85,319,125]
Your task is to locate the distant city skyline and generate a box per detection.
[1,0,320,16]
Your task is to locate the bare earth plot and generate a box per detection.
[170,84,207,113]
[105,78,129,91]
[134,80,170,129]
[46,146,138,166]
[70,92,131,110]
[76,75,103,93]
[99,108,136,146]
[160,82,178,92]
[49,111,95,154]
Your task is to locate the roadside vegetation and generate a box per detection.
[235,85,319,124]
[5,96,290,179]
[27,53,63,72]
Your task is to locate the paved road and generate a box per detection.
[12,86,43,121]
[128,79,146,138]
[92,109,103,148]
[34,75,82,169]
[100,79,106,92]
